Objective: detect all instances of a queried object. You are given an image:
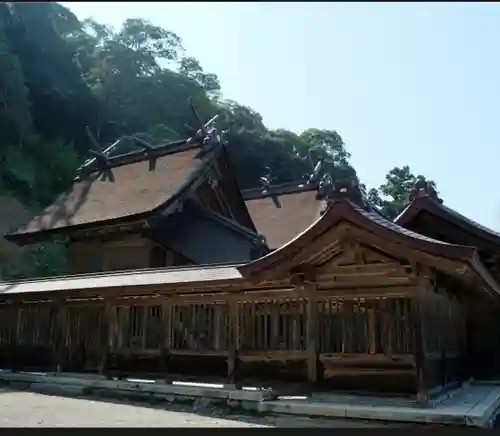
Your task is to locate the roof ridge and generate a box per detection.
[76,141,202,180]
[243,181,318,200]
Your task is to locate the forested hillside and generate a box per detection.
[0,3,438,279]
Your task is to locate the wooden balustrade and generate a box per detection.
[0,282,468,397]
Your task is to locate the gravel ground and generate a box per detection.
[0,387,415,427]
[0,390,267,427]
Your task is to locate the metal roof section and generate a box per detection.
[0,264,243,296]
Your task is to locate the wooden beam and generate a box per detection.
[9,286,420,315]
[68,221,146,243]
[239,350,306,361]
[349,231,461,280]
[114,296,162,307]
[317,276,418,290]
[293,224,351,266]
[318,262,414,278]
[357,243,399,264]
[319,353,415,365]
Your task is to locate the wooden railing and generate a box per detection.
[0,292,423,393]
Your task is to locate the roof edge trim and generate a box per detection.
[395,196,500,250]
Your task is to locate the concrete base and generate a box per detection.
[264,383,500,428]
[0,371,499,428]
[0,370,273,411]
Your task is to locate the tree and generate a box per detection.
[5,3,98,155]
[0,4,436,278]
[372,165,440,219]
[299,129,358,186]
[0,5,33,149]
[179,56,221,98]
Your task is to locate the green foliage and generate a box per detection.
[369,165,439,219]
[0,3,440,279]
[1,240,68,280]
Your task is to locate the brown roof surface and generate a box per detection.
[245,190,324,249]
[8,148,203,238]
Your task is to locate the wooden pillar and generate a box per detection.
[8,304,19,371]
[109,303,119,350]
[52,300,67,373]
[368,304,377,354]
[162,299,173,349]
[214,305,221,351]
[98,302,112,375]
[227,297,240,387]
[141,306,148,350]
[342,300,354,353]
[161,299,172,381]
[271,303,280,349]
[305,282,318,384]
[292,271,319,385]
[382,299,393,356]
[118,306,129,350]
[105,302,119,378]
[414,280,429,407]
[12,305,23,371]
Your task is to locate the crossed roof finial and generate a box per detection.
[409,179,438,202]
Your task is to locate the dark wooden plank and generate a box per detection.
[305,283,318,384]
[98,303,111,374]
[227,297,239,385]
[414,281,428,406]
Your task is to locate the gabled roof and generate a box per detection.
[243,183,324,249]
[239,182,500,300]
[4,142,219,243]
[395,180,500,252]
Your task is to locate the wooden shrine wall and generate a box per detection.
[0,287,422,394]
[463,295,500,379]
[419,287,465,394]
[68,236,159,274]
[317,295,416,392]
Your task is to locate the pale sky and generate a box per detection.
[62,2,500,230]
